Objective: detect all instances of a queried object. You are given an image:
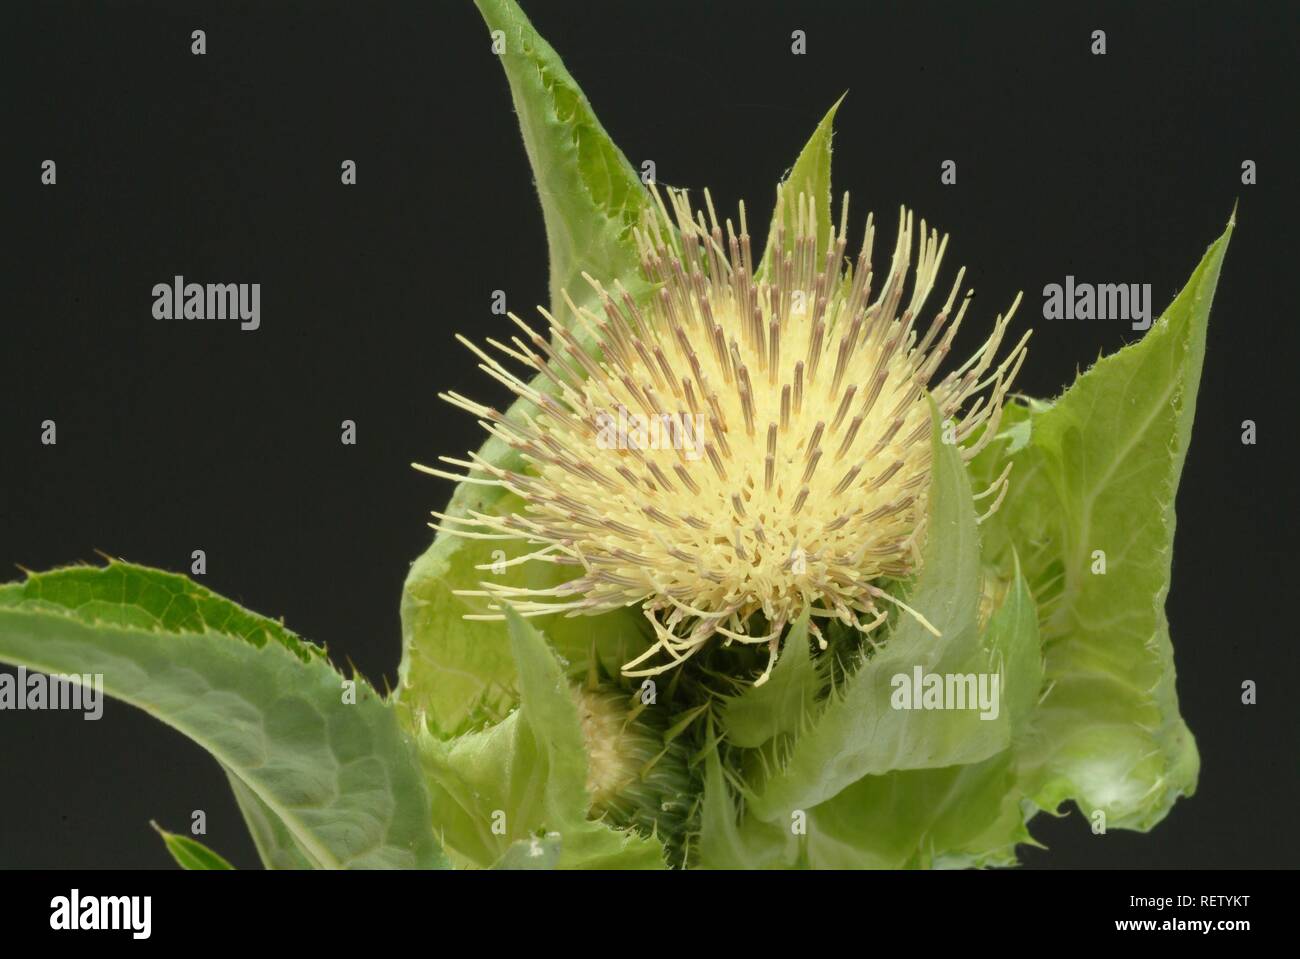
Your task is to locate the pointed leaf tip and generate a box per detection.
[757,95,845,279]
[474,0,650,324]
[151,821,235,871]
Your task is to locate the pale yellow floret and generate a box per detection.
[423,184,1029,683]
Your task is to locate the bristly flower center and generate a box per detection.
[424,186,1028,683]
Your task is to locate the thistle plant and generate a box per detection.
[0,0,1231,870]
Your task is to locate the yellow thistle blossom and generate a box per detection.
[423,186,1028,683]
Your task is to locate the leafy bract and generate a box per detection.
[696,734,788,869]
[974,221,1232,831]
[746,401,1003,820]
[413,608,666,869]
[0,562,445,869]
[756,95,844,280]
[397,0,656,731]
[992,557,1045,744]
[474,0,650,327]
[699,563,1041,870]
[719,610,822,749]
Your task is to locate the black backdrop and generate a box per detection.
[2,0,1297,868]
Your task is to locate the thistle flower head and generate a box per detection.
[575,683,695,862]
[427,186,1028,683]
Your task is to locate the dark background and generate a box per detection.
[2,0,1296,868]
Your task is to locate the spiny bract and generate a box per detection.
[424,185,1029,683]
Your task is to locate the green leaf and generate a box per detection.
[701,736,1029,870]
[982,220,1233,831]
[699,565,1042,870]
[747,401,1001,820]
[696,733,789,869]
[795,752,1030,869]
[989,556,1044,741]
[812,563,1039,870]
[150,822,234,870]
[474,0,651,326]
[399,0,659,730]
[756,95,844,280]
[0,561,446,869]
[414,608,666,869]
[719,610,822,748]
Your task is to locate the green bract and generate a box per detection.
[0,0,1229,869]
